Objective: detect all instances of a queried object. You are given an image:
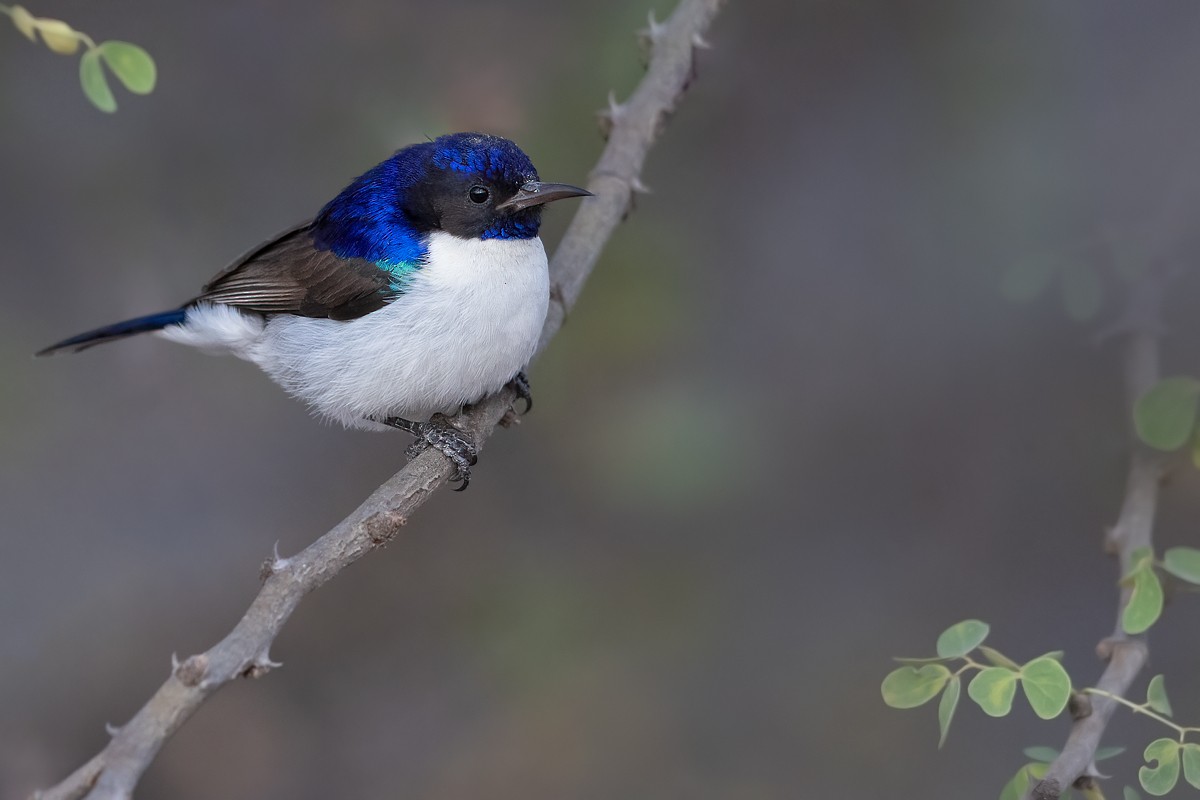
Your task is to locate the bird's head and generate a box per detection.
[313,133,590,264]
[406,132,591,241]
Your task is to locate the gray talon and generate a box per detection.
[378,413,478,490]
[509,370,532,414]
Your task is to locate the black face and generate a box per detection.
[402,169,541,241]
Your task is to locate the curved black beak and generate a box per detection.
[496,181,592,212]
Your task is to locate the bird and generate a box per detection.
[38,132,591,489]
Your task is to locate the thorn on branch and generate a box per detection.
[608,89,625,121]
[261,541,293,581]
[637,10,665,65]
[1103,524,1119,554]
[597,90,625,141]
[624,175,652,213]
[104,722,120,737]
[174,654,209,687]
[647,10,664,35]
[240,653,281,679]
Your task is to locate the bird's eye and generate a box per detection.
[468,186,490,204]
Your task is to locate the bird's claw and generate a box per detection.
[380,414,479,490]
[508,370,532,414]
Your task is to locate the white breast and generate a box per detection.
[161,232,550,430]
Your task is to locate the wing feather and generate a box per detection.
[194,221,400,320]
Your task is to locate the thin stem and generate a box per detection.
[1030,268,1170,800]
[1082,688,1187,739]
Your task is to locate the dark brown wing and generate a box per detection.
[195,221,397,321]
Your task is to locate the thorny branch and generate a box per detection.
[1030,269,1170,800]
[32,1,725,798]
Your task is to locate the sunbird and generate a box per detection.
[39,132,591,489]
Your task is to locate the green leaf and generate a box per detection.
[79,50,116,113]
[11,5,36,40]
[1140,738,1181,796]
[98,41,156,94]
[1128,546,1156,575]
[1125,786,1142,800]
[1135,377,1200,451]
[1060,262,1104,321]
[979,645,1021,670]
[936,619,990,658]
[1123,568,1164,634]
[1182,743,1200,790]
[1002,255,1056,302]
[1035,650,1065,662]
[967,666,1018,717]
[1021,656,1072,719]
[937,675,960,749]
[881,664,950,709]
[1162,547,1200,585]
[1023,746,1061,763]
[1000,764,1047,800]
[1096,746,1127,761]
[1147,674,1172,717]
[35,18,80,54]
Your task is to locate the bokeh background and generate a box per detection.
[6,1,1200,797]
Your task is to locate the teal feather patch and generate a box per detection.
[379,259,421,292]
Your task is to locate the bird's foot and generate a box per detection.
[379,414,479,491]
[508,370,533,414]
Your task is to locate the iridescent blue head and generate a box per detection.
[311,132,590,268]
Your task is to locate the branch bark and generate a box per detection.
[32,2,724,798]
[1030,270,1169,800]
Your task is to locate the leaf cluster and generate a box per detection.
[881,621,1072,748]
[999,231,1152,323]
[1002,254,1105,321]
[884,620,1200,797]
[2,4,156,111]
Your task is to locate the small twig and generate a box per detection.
[1030,270,1170,799]
[1082,688,1200,741]
[30,2,724,799]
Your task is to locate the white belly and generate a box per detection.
[161,233,550,429]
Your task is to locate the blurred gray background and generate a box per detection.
[6,1,1200,797]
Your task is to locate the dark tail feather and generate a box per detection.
[36,308,188,357]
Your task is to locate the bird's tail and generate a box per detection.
[35,308,188,356]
